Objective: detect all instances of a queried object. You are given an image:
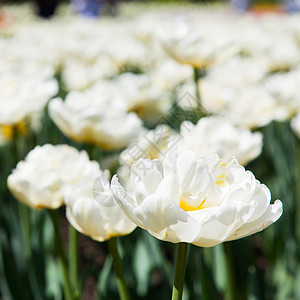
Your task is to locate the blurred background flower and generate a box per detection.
[7,144,99,209]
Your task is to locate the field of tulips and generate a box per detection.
[1,2,300,299]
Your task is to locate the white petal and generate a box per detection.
[67,197,109,241]
[111,175,145,228]
[227,200,283,241]
[133,194,200,243]
[176,151,197,189]
[190,204,241,247]
[131,159,163,196]
[156,174,181,202]
[244,184,271,223]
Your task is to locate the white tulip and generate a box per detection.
[119,124,178,167]
[111,151,282,247]
[61,56,118,91]
[200,78,237,114]
[7,144,99,209]
[264,70,300,115]
[65,171,136,242]
[177,116,263,165]
[223,87,290,129]
[201,83,290,129]
[175,81,198,110]
[150,58,193,91]
[160,21,238,68]
[0,74,58,125]
[206,56,268,88]
[112,73,172,124]
[48,91,144,151]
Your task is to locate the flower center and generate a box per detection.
[179,197,206,212]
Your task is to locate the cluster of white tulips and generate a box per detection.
[5,2,300,299]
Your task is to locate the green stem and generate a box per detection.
[193,67,201,108]
[107,237,130,300]
[19,203,44,299]
[48,209,73,300]
[194,67,207,108]
[86,143,94,159]
[69,225,80,299]
[172,243,189,300]
[86,143,104,165]
[197,249,211,299]
[224,243,239,300]
[18,203,31,259]
[29,128,38,150]
[11,127,20,163]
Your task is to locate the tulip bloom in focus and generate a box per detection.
[111,151,282,247]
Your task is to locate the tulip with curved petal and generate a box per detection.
[111,151,282,247]
[65,170,136,242]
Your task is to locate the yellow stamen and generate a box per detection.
[180,198,206,212]
[217,174,226,179]
[215,179,227,186]
[215,174,227,187]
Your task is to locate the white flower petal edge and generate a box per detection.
[111,151,282,247]
[65,172,136,242]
